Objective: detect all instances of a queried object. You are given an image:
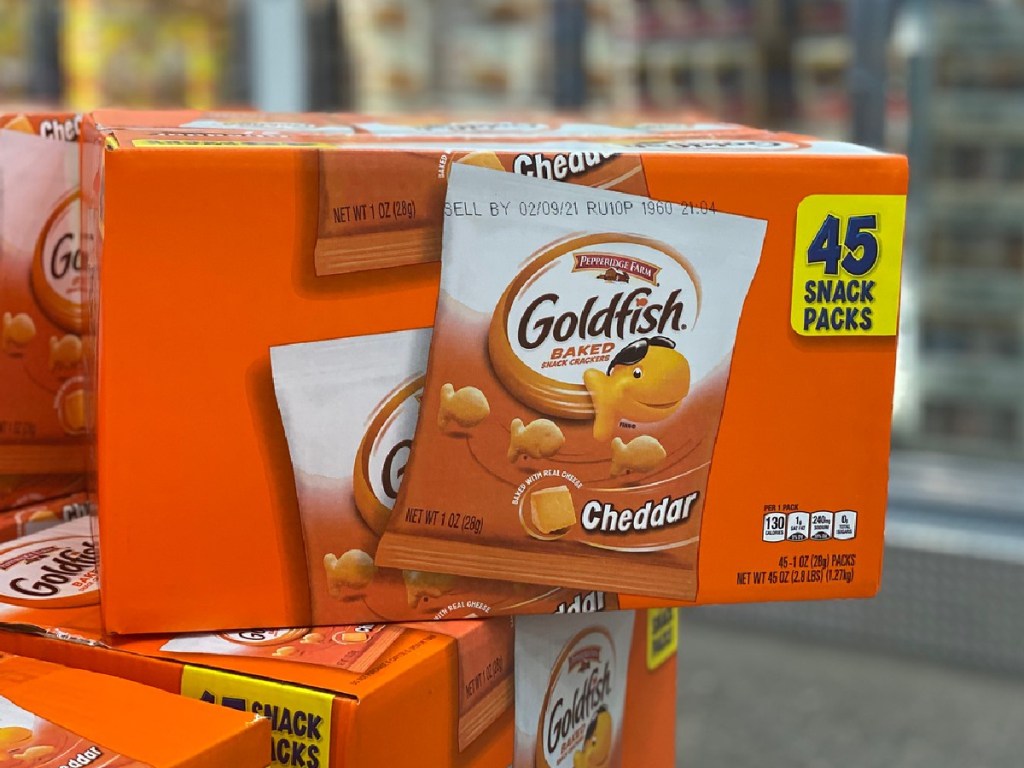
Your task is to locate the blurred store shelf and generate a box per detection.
[687,451,1024,676]
[896,0,1024,462]
[679,622,1024,768]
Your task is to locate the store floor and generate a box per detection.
[678,622,1024,768]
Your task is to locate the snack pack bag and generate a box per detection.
[0,125,86,507]
[377,165,767,600]
[513,610,633,768]
[270,328,614,625]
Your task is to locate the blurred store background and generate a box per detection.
[4,1,1024,765]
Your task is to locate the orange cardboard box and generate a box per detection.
[0,110,87,511]
[0,572,676,768]
[82,110,906,634]
[0,652,269,767]
[0,521,675,768]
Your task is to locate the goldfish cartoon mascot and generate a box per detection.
[583,336,690,442]
[573,707,613,768]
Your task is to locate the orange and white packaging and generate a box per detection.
[0,115,86,510]
[0,595,678,768]
[514,611,634,768]
[0,517,96,613]
[0,653,269,767]
[0,493,90,544]
[270,329,613,623]
[378,165,765,599]
[161,617,516,752]
[83,109,906,635]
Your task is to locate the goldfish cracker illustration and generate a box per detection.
[1,115,33,134]
[529,486,576,535]
[438,383,490,430]
[271,330,601,626]
[323,549,377,595]
[48,334,82,374]
[456,150,505,171]
[508,418,565,462]
[0,728,30,750]
[272,646,295,657]
[609,436,666,477]
[2,313,36,355]
[301,631,324,644]
[583,337,690,442]
[403,570,458,608]
[12,745,54,760]
[57,387,87,435]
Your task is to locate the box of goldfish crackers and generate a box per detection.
[0,519,678,768]
[80,109,907,634]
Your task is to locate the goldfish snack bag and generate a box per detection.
[270,329,615,625]
[377,165,766,600]
[513,610,633,768]
[0,126,86,509]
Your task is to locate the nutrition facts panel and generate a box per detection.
[762,510,857,543]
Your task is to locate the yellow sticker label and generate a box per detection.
[645,608,678,671]
[132,139,337,148]
[791,194,906,336]
[181,664,333,768]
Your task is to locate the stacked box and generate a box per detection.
[0,519,677,768]
[80,110,906,635]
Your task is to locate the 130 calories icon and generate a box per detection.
[762,510,857,543]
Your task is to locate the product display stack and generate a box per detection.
[0,107,907,766]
